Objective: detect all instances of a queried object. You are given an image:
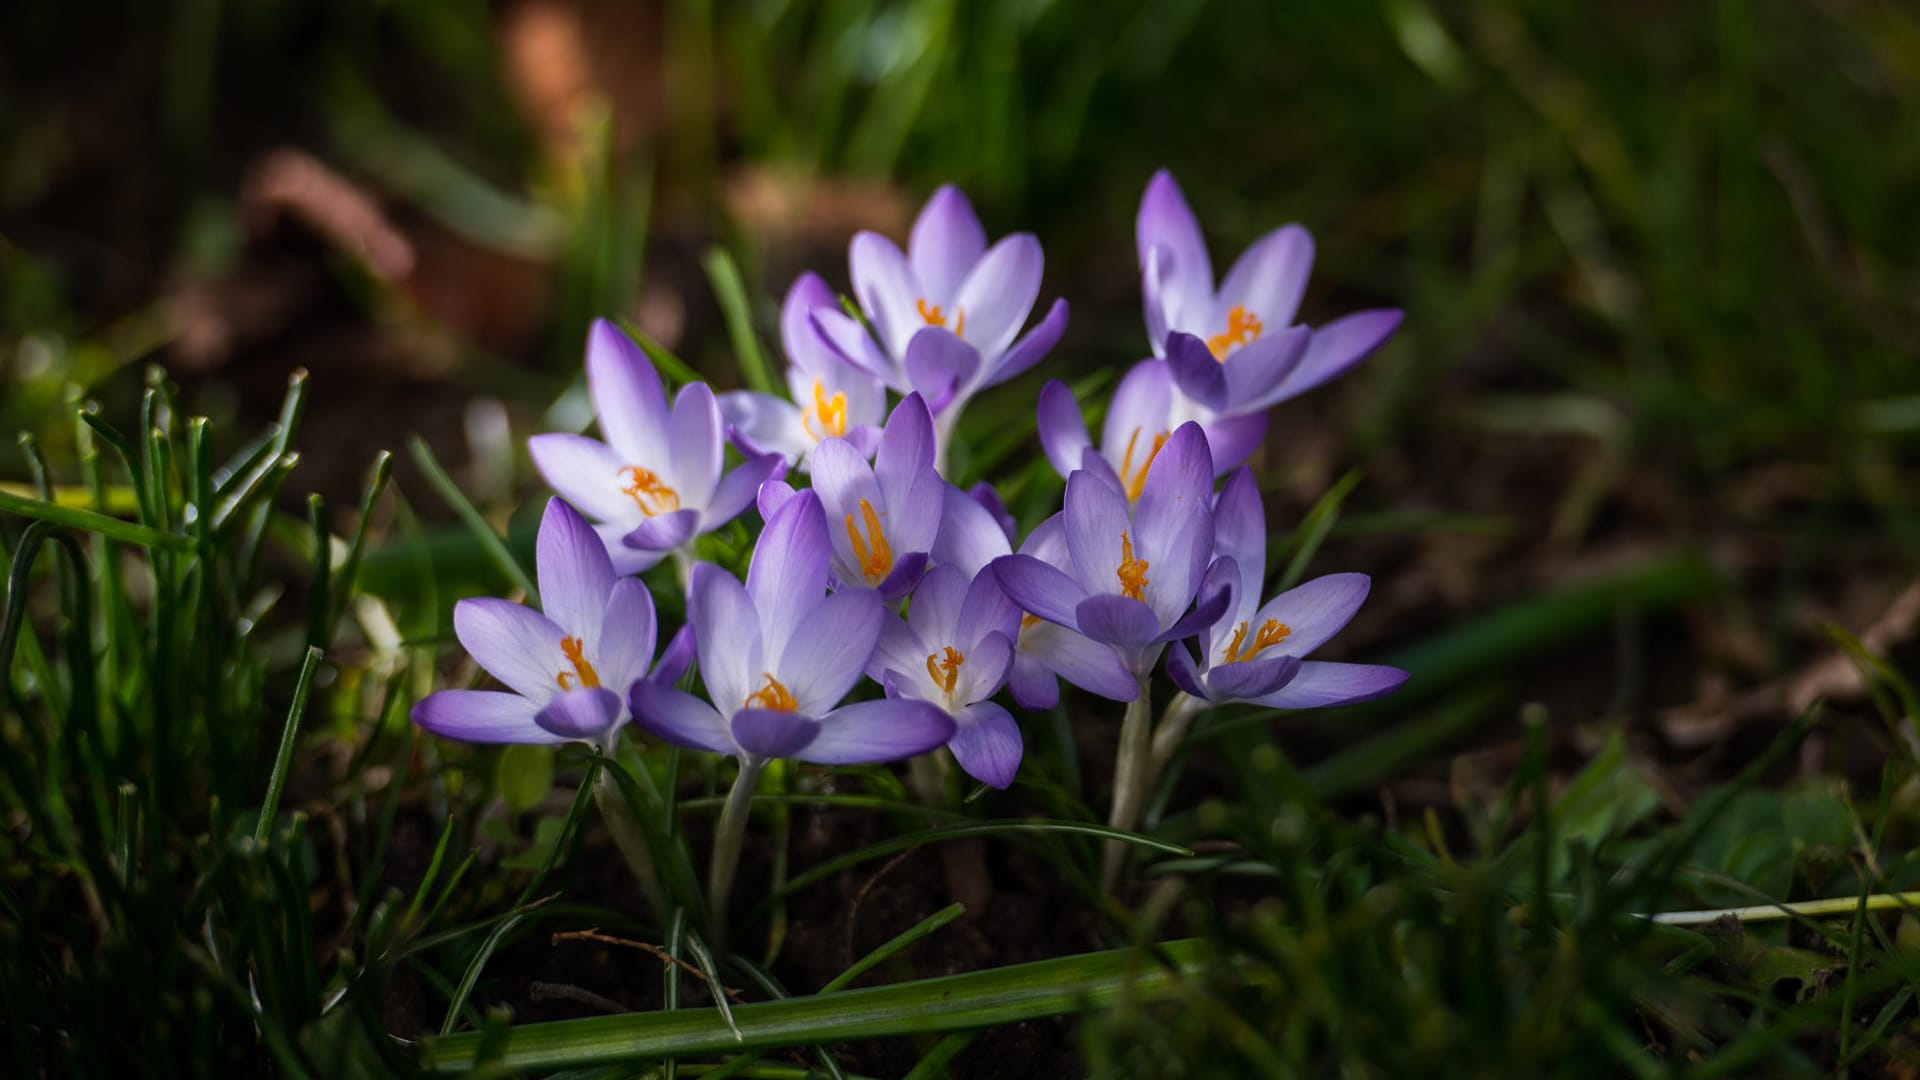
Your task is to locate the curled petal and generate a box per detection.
[1136,171,1213,326]
[904,328,980,412]
[1154,557,1237,645]
[983,297,1068,388]
[535,687,624,740]
[413,690,558,745]
[802,699,956,764]
[708,453,786,535]
[1221,325,1309,407]
[1007,651,1060,711]
[1019,621,1138,702]
[731,708,825,760]
[1251,661,1408,710]
[948,702,1023,789]
[1074,594,1161,647]
[630,680,733,754]
[992,554,1088,629]
[622,509,699,552]
[757,477,799,522]
[1164,643,1208,699]
[875,550,931,602]
[782,272,843,374]
[1164,331,1226,412]
[1206,654,1302,702]
[650,624,695,687]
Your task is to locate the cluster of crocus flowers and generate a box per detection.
[414,170,1408,920]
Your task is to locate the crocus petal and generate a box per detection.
[1063,469,1131,596]
[586,319,670,466]
[1075,594,1161,647]
[707,453,786,532]
[667,381,723,508]
[1207,654,1302,702]
[969,483,1017,544]
[1255,572,1372,657]
[1164,331,1227,412]
[1164,643,1209,698]
[1100,360,1174,476]
[596,523,665,575]
[802,699,956,764]
[1007,652,1060,710]
[932,482,1012,576]
[747,487,830,662]
[1198,414,1268,476]
[1251,661,1408,710]
[688,563,762,718]
[1036,379,1092,480]
[719,390,804,463]
[954,629,1014,702]
[870,614,933,695]
[874,550,930,602]
[982,298,1067,388]
[903,328,980,411]
[1217,224,1314,330]
[782,272,843,374]
[536,497,616,643]
[809,438,883,585]
[874,392,937,509]
[595,577,658,693]
[1253,308,1403,409]
[622,509,699,551]
[991,554,1088,629]
[413,690,560,745]
[731,709,825,760]
[1211,469,1265,597]
[630,681,734,754]
[1019,621,1139,702]
[811,309,900,388]
[1141,244,1175,355]
[757,477,799,522]
[905,563,968,643]
[535,687,624,739]
[1136,171,1213,326]
[651,623,695,686]
[778,586,883,716]
[953,233,1042,361]
[956,567,1022,649]
[1154,556,1237,645]
[844,424,883,458]
[909,185,988,302]
[849,231,922,357]
[949,702,1023,789]
[1220,325,1309,406]
[528,434,638,525]
[453,597,566,700]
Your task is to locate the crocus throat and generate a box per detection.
[556,636,601,690]
[745,673,797,711]
[925,645,965,698]
[618,466,681,517]
[845,498,894,585]
[800,378,848,441]
[1119,427,1169,503]
[1222,619,1292,664]
[1207,305,1263,360]
[916,298,966,339]
[1116,531,1150,601]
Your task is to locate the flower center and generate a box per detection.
[1116,530,1150,601]
[1207,304,1263,360]
[1222,619,1292,664]
[800,378,848,442]
[555,636,602,691]
[617,466,681,517]
[925,645,966,698]
[916,298,966,339]
[745,673,797,711]
[1119,426,1169,503]
[844,497,894,585]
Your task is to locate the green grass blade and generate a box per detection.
[256,646,324,843]
[0,488,191,550]
[702,247,779,395]
[406,435,536,601]
[821,902,965,993]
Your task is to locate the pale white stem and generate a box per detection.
[1101,675,1156,893]
[708,757,766,940]
[591,768,670,918]
[1641,891,1920,926]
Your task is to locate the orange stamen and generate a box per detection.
[1118,426,1170,503]
[916,298,966,339]
[925,646,965,697]
[844,498,894,585]
[1019,612,1041,631]
[800,378,848,441]
[1116,531,1150,601]
[744,673,798,711]
[555,636,602,690]
[1206,305,1264,360]
[1222,619,1292,664]
[618,466,681,517]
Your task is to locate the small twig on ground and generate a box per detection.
[845,847,920,968]
[551,928,744,1002]
[528,980,626,1015]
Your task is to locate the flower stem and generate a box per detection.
[591,767,670,919]
[1101,674,1155,893]
[670,545,694,592]
[708,756,765,942]
[1147,692,1206,783]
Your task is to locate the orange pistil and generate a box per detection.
[555,636,602,691]
[925,646,965,697]
[745,673,798,711]
[1206,305,1264,360]
[1119,426,1170,503]
[1116,531,1150,601]
[845,498,894,585]
[916,298,966,339]
[1222,619,1292,664]
[618,466,681,517]
[800,378,848,441]
[1019,612,1041,631]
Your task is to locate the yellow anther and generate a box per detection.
[1206,305,1264,360]
[1019,612,1041,631]
[1116,530,1150,601]
[925,646,965,697]
[618,466,681,517]
[1222,618,1292,664]
[800,378,848,441]
[844,498,894,585]
[1119,426,1170,503]
[555,636,602,691]
[745,672,798,712]
[916,298,966,339]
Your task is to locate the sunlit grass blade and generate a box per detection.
[702,248,779,395]
[822,902,964,993]
[0,487,191,550]
[257,646,324,844]
[406,435,537,601]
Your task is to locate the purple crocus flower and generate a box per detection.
[628,488,954,767]
[934,484,1138,709]
[530,319,785,575]
[811,185,1068,453]
[992,422,1230,680]
[868,563,1025,788]
[1035,357,1272,488]
[805,392,945,600]
[1165,467,1407,709]
[718,272,888,471]
[1138,169,1402,415]
[412,498,689,749]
